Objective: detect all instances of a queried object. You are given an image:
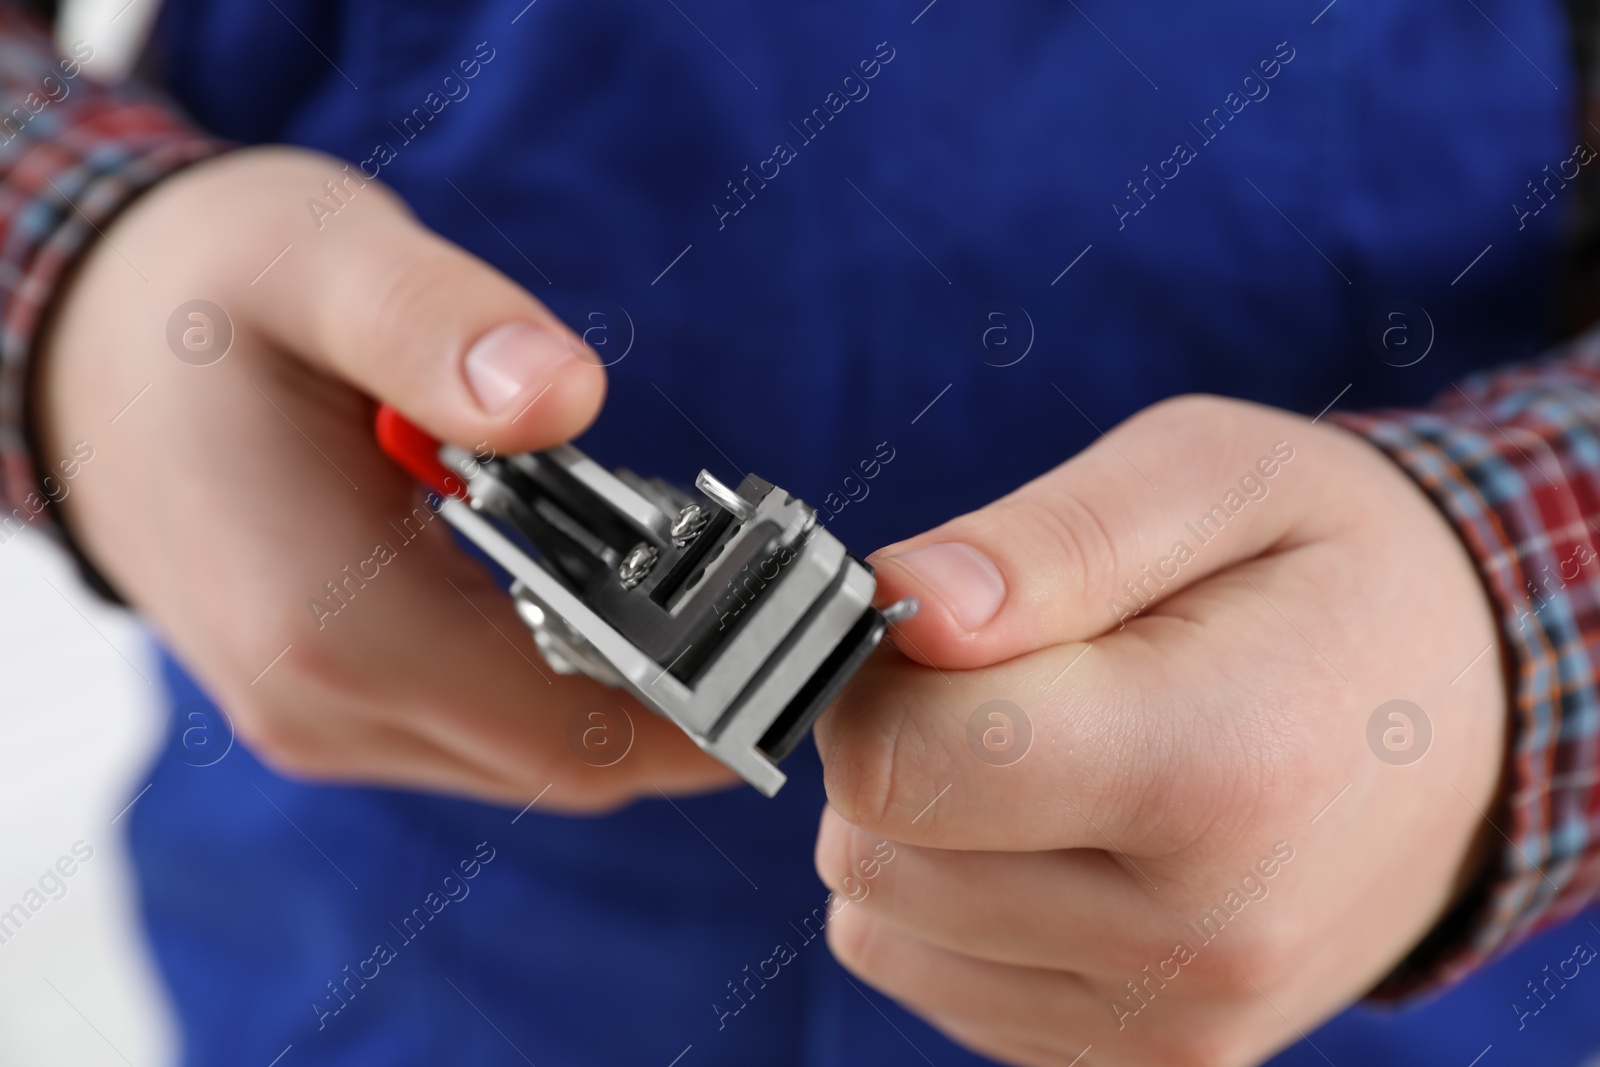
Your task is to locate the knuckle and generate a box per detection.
[816,816,896,907]
[812,812,853,891]
[346,242,464,378]
[369,252,450,341]
[252,599,347,691]
[275,636,346,696]
[1188,922,1280,994]
[224,631,368,781]
[1012,488,1120,608]
[823,905,883,976]
[230,705,338,779]
[824,684,940,836]
[826,736,893,837]
[255,602,391,714]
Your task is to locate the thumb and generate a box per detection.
[870,396,1319,669]
[245,172,604,454]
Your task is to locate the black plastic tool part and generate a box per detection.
[757,606,887,762]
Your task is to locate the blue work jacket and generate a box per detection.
[135,1,1600,1062]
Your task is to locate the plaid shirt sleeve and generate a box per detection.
[1335,338,1600,997]
[0,9,226,548]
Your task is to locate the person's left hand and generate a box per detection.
[812,394,1506,1067]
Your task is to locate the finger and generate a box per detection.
[176,376,736,810]
[825,905,1104,1054]
[816,639,1217,853]
[252,518,739,812]
[235,691,562,803]
[814,807,1165,975]
[152,349,730,812]
[215,150,605,454]
[827,887,1299,1067]
[867,396,1334,669]
[273,670,735,813]
[222,534,737,812]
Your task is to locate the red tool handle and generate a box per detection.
[374,404,469,500]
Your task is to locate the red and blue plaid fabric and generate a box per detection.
[0,10,223,531]
[1337,343,1600,992]
[0,5,1595,995]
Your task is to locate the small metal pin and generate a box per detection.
[881,597,920,625]
[669,503,708,546]
[695,470,757,522]
[618,543,658,589]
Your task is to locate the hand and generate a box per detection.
[36,147,734,809]
[813,395,1505,1066]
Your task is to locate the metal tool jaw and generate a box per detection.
[420,437,911,796]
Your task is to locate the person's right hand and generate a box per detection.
[35,146,736,809]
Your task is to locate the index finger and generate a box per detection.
[814,638,1185,854]
[814,584,1317,854]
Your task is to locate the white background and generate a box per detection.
[0,529,174,1066]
